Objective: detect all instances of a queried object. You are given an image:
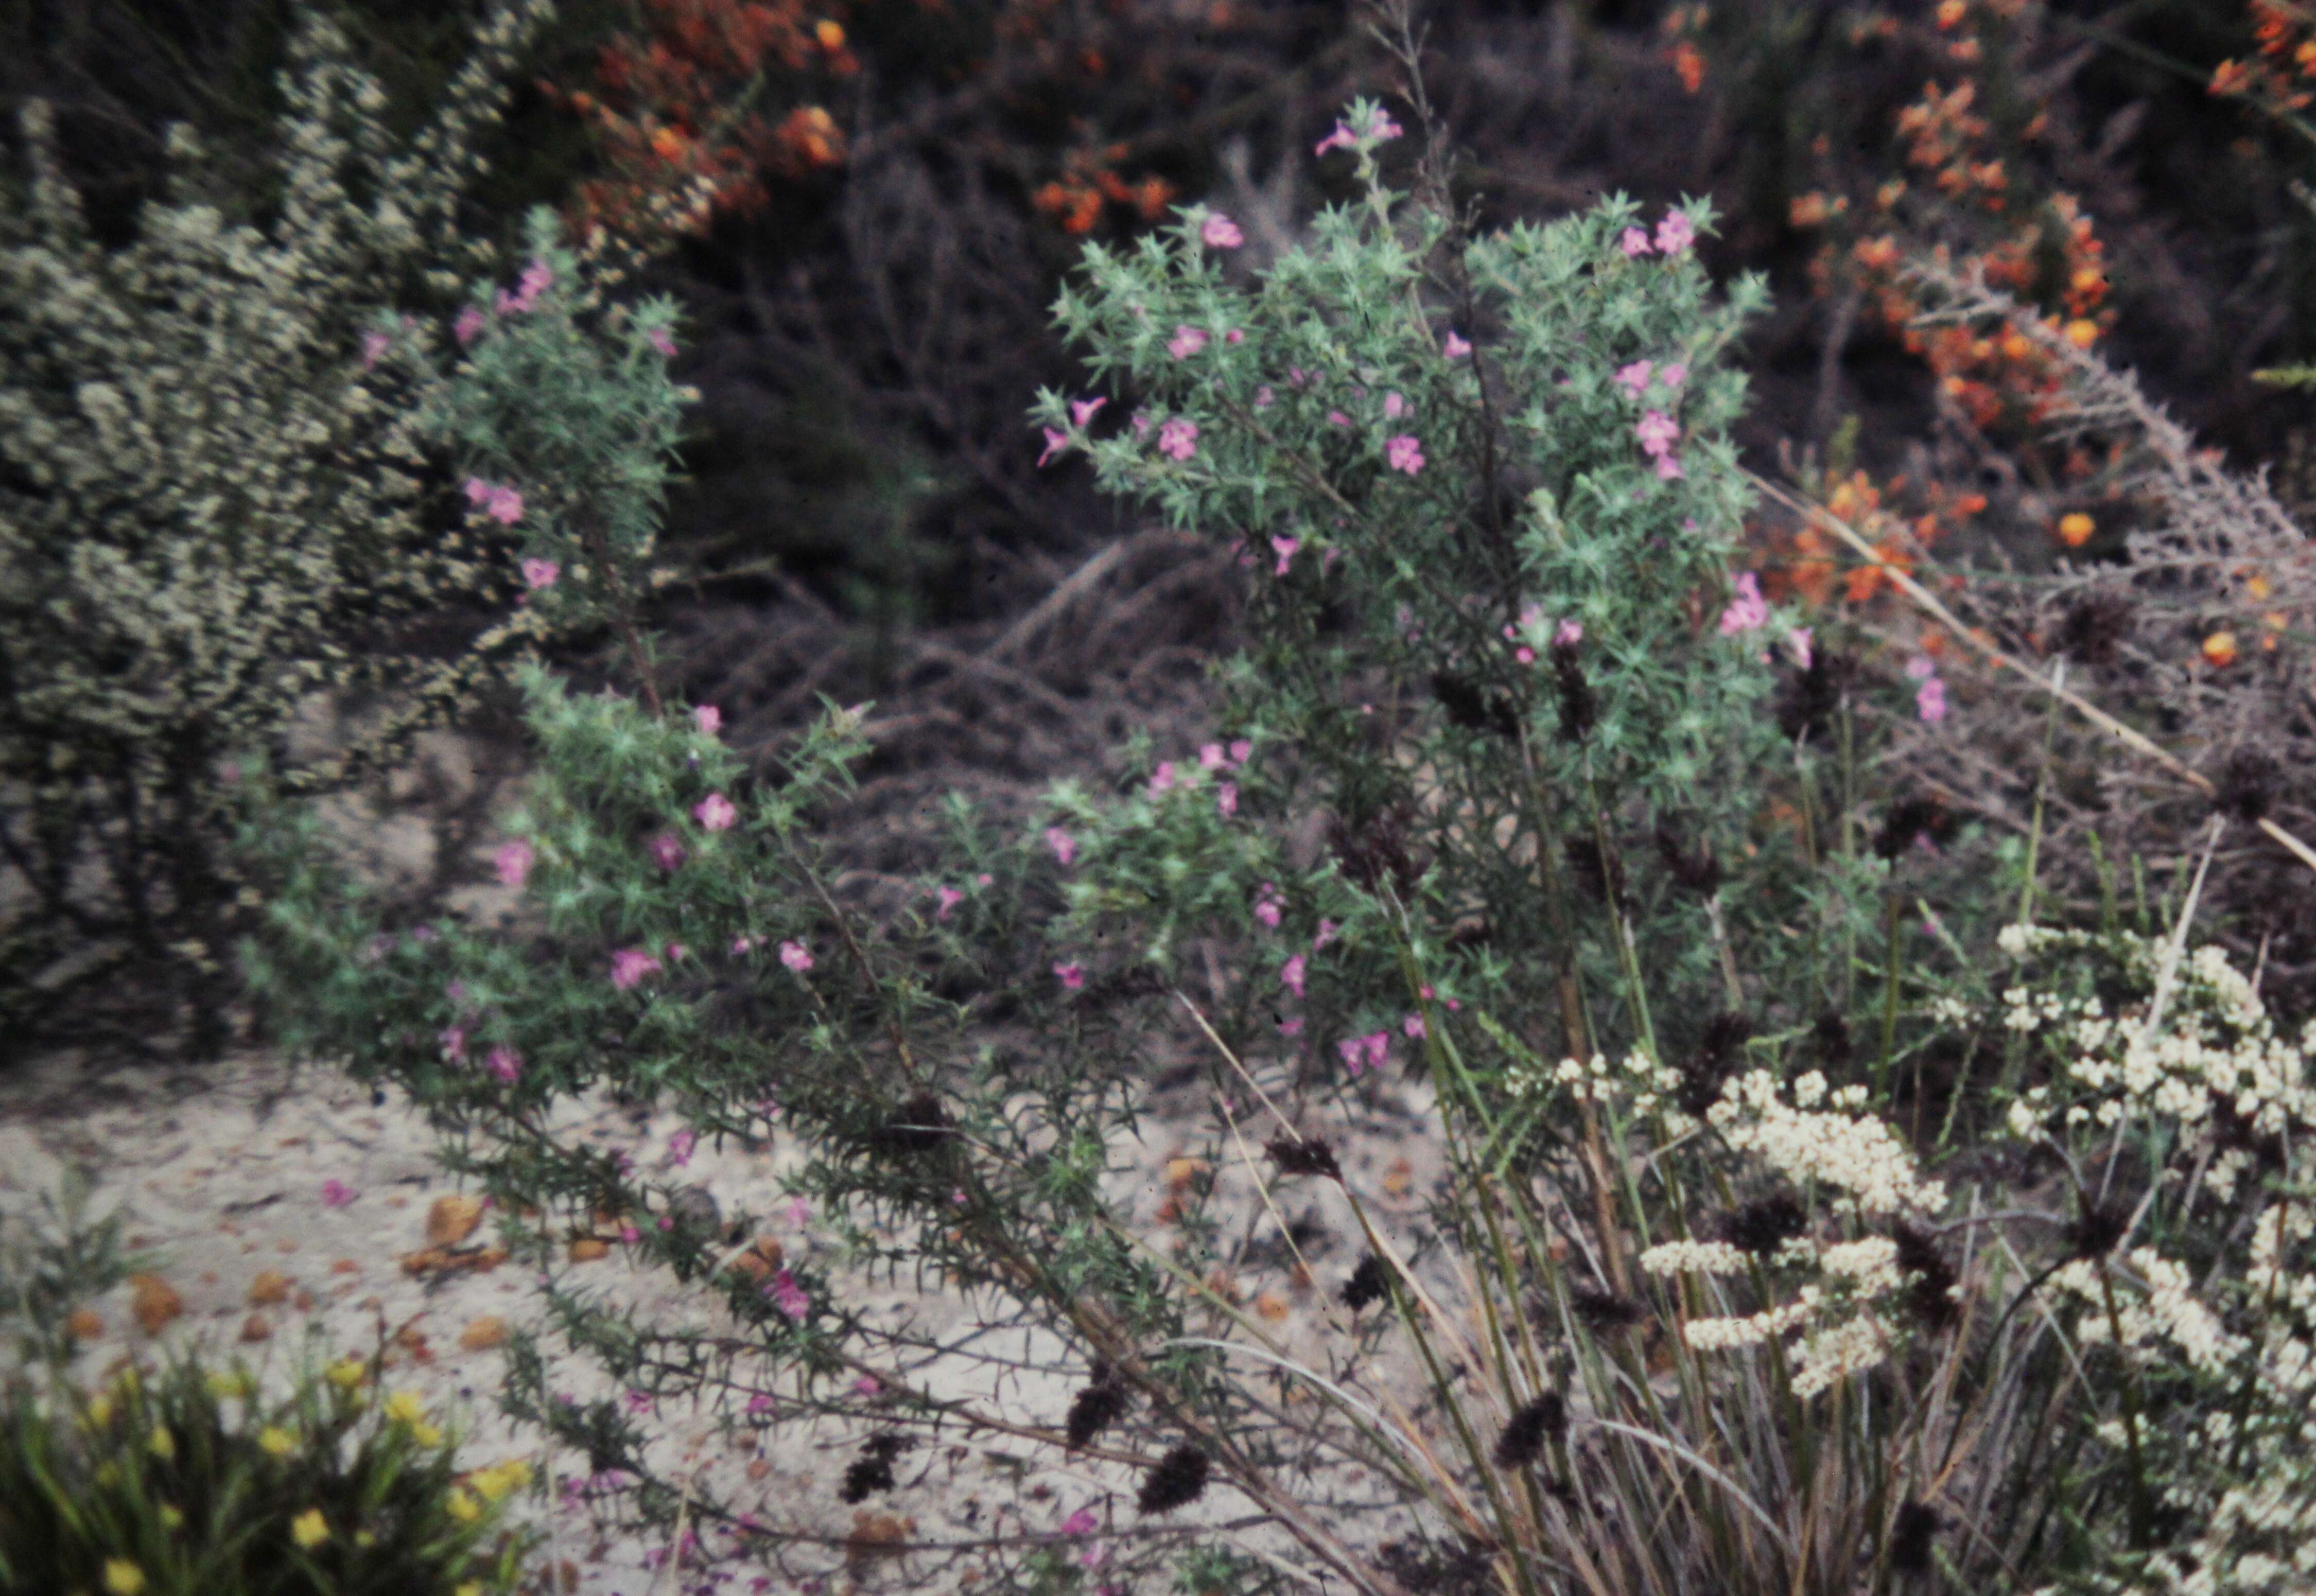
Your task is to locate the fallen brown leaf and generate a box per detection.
[65,1308,103,1342]
[426,1195,484,1248]
[330,1259,360,1275]
[458,1316,510,1352]
[1255,1292,1291,1322]
[129,1275,182,1336]
[746,1458,771,1482]
[1382,1157,1414,1198]
[247,1270,292,1307]
[568,1238,611,1263]
[725,1236,785,1285]
[240,1313,272,1343]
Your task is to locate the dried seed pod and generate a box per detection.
[1492,1393,1567,1470]
[1265,1134,1342,1180]
[1889,1500,1941,1574]
[1568,1284,1643,1332]
[1341,1253,1390,1310]
[2053,591,2133,667]
[1136,1444,1211,1513]
[2210,748,2282,824]
[1065,1369,1131,1450]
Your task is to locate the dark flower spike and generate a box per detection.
[1873,793,1953,862]
[1551,636,1596,744]
[839,1444,897,1503]
[874,1091,954,1157]
[1137,1444,1211,1513]
[1265,1134,1342,1180]
[2065,1198,2130,1261]
[1065,1370,1131,1450]
[1775,646,1854,742]
[1432,671,1521,740]
[1675,1011,1753,1117]
[1568,1283,1644,1332]
[2054,591,2133,667]
[1653,821,1722,898]
[1342,1253,1391,1310]
[1719,1194,1807,1257]
[1889,1499,1941,1574]
[1893,1221,1960,1331]
[2211,748,2281,824]
[1812,1010,1853,1068]
[1492,1392,1567,1470]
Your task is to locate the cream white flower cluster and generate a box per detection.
[1708,1069,1946,1217]
[2055,1248,2239,1376]
[1994,930,2315,1199]
[1509,1049,1685,1115]
[1648,1229,1913,1396]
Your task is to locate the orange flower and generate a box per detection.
[814,19,845,48]
[2057,513,2095,547]
[2202,630,2240,668]
[2064,319,2100,349]
[650,125,689,161]
[2212,59,2254,96]
[1672,42,1705,94]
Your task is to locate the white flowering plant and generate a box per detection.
[225,38,2316,1592]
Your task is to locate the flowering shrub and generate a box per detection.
[230,78,2316,1596]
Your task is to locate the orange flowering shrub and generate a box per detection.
[1765,464,1985,610]
[2209,0,2316,117]
[1661,5,1710,96]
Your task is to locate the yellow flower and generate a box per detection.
[411,1421,444,1449]
[2056,513,2094,548]
[456,1584,483,1596]
[158,1504,183,1531]
[383,1390,427,1427]
[147,1424,175,1461]
[471,1458,533,1501]
[444,1486,481,1523]
[2064,319,2099,348]
[206,1371,252,1400]
[355,1531,377,1549]
[291,1508,329,1549]
[257,1426,297,1458]
[815,18,845,48]
[325,1359,367,1391]
[94,1461,121,1489]
[103,1560,147,1596]
[2203,630,2240,668]
[86,1396,114,1429]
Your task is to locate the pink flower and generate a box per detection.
[1383,392,1407,419]
[746,1393,776,1417]
[1327,409,1352,428]
[1071,396,1107,428]
[1365,108,1404,140]
[1653,452,1686,482]
[485,485,524,524]
[624,1390,656,1416]
[668,1129,695,1167]
[455,305,486,345]
[1364,1031,1391,1072]
[440,1025,467,1062]
[1287,366,1310,388]
[361,330,391,370]
[1157,419,1199,461]
[1280,954,1307,998]
[1786,627,1813,669]
[695,705,725,739]
[1271,535,1300,575]
[779,940,813,973]
[518,259,553,305]
[495,840,535,888]
[1905,655,1937,679]
[321,1179,356,1209]
[486,1045,522,1084]
[1718,571,1769,635]
[769,1270,809,1321]
[1515,645,1536,665]
[1253,384,1274,409]
[1168,325,1209,360]
[1225,328,1244,344]
[464,477,494,508]
[1635,410,1680,458]
[1148,761,1176,795]
[694,792,738,832]
[732,936,754,955]
[1403,1012,1426,1040]
[1038,427,1070,467]
[1199,742,1227,771]
[1444,331,1472,358]
[612,948,663,989]
[1338,1037,1367,1076]
[520,557,560,592]
[1620,227,1653,258]
[785,1195,811,1226]
[1385,434,1425,475]
[935,885,963,920]
[1655,211,1697,256]
[1254,886,1283,929]
[1555,618,1585,646]
[647,327,677,358]
[1200,213,1244,249]
[1229,739,1252,764]
[1055,961,1086,991]
[1130,411,1150,440]
[1216,782,1238,817]
[1313,919,1339,951]
[621,1223,640,1243]
[666,941,686,962]
[1278,1015,1303,1036]
[1315,121,1359,155]
[1916,675,1949,724]
[1047,826,1077,866]
[649,832,687,871]
[1614,360,1654,396]
[1060,1508,1100,1537]
[1661,362,1688,389]
[852,1375,882,1397]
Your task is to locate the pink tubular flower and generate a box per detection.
[1278,1015,1303,1037]
[1635,410,1680,458]
[321,1179,356,1209]
[1916,675,1949,724]
[488,485,524,524]
[1719,571,1769,635]
[1366,108,1404,140]
[1229,739,1252,764]
[1199,742,1227,771]
[1620,227,1653,258]
[649,832,687,872]
[520,557,560,592]
[696,705,725,738]
[1157,419,1199,461]
[694,792,738,832]
[1905,655,1937,679]
[1038,427,1072,468]
[935,885,962,921]
[1327,409,1352,429]
[668,1130,695,1168]
[1443,331,1472,359]
[647,326,677,358]
[1046,826,1076,866]
[1071,396,1107,428]
[495,840,535,889]
[1661,362,1688,389]
[769,1270,809,1322]
[1555,618,1585,646]
[1280,953,1307,999]
[1315,121,1359,155]
[1338,1037,1366,1075]
[1363,1031,1391,1072]
[1216,782,1238,817]
[518,259,553,305]
[1787,627,1814,669]
[779,940,813,974]
[1655,211,1697,256]
[360,330,391,371]
[1167,325,1208,360]
[1383,392,1407,419]
[665,941,686,962]
[1614,360,1653,396]
[1653,452,1686,482]
[1148,762,1176,795]
[612,949,663,990]
[852,1375,882,1397]
[464,477,494,508]
[439,1025,466,1062]
[1060,1507,1100,1538]
[1253,384,1274,409]
[1254,886,1283,929]
[1225,328,1244,345]
[732,936,754,956]
[1403,1012,1426,1040]
[454,305,486,345]
[1271,535,1300,575]
[1055,961,1086,991]
[1385,435,1425,475]
[746,1393,776,1418]
[1200,213,1244,249]
[485,1045,521,1084]
[1313,919,1339,951]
